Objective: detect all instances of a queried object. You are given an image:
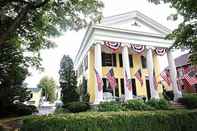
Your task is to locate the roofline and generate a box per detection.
[101,10,171,34]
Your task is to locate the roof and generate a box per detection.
[74,10,173,70]
[175,53,190,67]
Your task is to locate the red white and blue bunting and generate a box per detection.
[104,41,121,51]
[131,44,145,53]
[155,48,166,56]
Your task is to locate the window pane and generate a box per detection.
[115,79,119,97]
[129,55,133,67]
[120,78,124,95]
[119,54,123,67]
[132,79,137,96]
[102,53,116,66]
[141,56,147,68]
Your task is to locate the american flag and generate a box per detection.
[183,70,197,87]
[106,68,117,89]
[104,41,121,52]
[125,70,132,91]
[94,68,103,91]
[160,69,171,86]
[134,69,143,86]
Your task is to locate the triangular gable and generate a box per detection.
[99,10,171,35]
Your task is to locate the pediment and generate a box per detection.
[99,11,171,35]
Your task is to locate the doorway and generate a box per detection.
[145,79,151,100]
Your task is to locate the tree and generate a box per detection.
[59,55,79,104]
[0,43,32,108]
[38,76,57,102]
[148,0,197,64]
[0,0,103,68]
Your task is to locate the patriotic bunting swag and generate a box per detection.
[131,44,145,53]
[104,41,121,51]
[155,48,166,56]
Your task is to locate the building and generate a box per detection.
[175,53,197,93]
[74,11,181,104]
[24,87,42,107]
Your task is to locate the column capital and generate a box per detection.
[122,43,130,47]
[146,46,155,50]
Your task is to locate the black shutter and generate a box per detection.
[141,56,147,68]
[119,54,123,67]
[120,78,125,95]
[129,55,133,67]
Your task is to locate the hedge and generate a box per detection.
[21,110,197,131]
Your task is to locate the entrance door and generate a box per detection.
[145,80,151,100]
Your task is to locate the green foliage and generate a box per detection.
[98,101,125,112]
[124,100,154,111]
[64,102,90,113]
[54,107,70,114]
[0,43,32,109]
[59,55,79,105]
[38,76,57,102]
[82,93,90,102]
[21,110,197,131]
[0,0,103,68]
[148,0,197,64]
[146,99,170,110]
[178,94,197,109]
[0,103,38,118]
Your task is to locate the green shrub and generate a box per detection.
[21,110,197,131]
[178,94,197,109]
[146,99,169,110]
[98,101,125,112]
[54,107,70,114]
[65,102,90,113]
[0,103,38,117]
[124,100,153,111]
[82,93,90,102]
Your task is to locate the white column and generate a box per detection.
[146,47,159,99]
[122,45,133,100]
[167,50,182,100]
[94,43,103,104]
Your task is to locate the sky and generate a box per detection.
[25,0,187,88]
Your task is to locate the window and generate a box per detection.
[141,56,147,68]
[120,78,125,95]
[129,55,133,67]
[119,54,123,67]
[132,79,137,96]
[102,53,116,66]
[119,54,133,67]
[115,79,119,97]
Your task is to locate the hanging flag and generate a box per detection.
[106,68,117,89]
[134,69,143,86]
[104,41,121,51]
[183,70,197,87]
[153,70,158,90]
[125,70,132,91]
[155,48,166,56]
[160,69,171,86]
[94,68,103,91]
[131,44,145,53]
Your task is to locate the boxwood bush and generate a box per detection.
[64,102,90,113]
[98,101,125,112]
[178,94,197,109]
[21,110,197,131]
[124,100,154,111]
[146,99,169,110]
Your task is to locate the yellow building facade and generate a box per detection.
[75,11,182,103]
